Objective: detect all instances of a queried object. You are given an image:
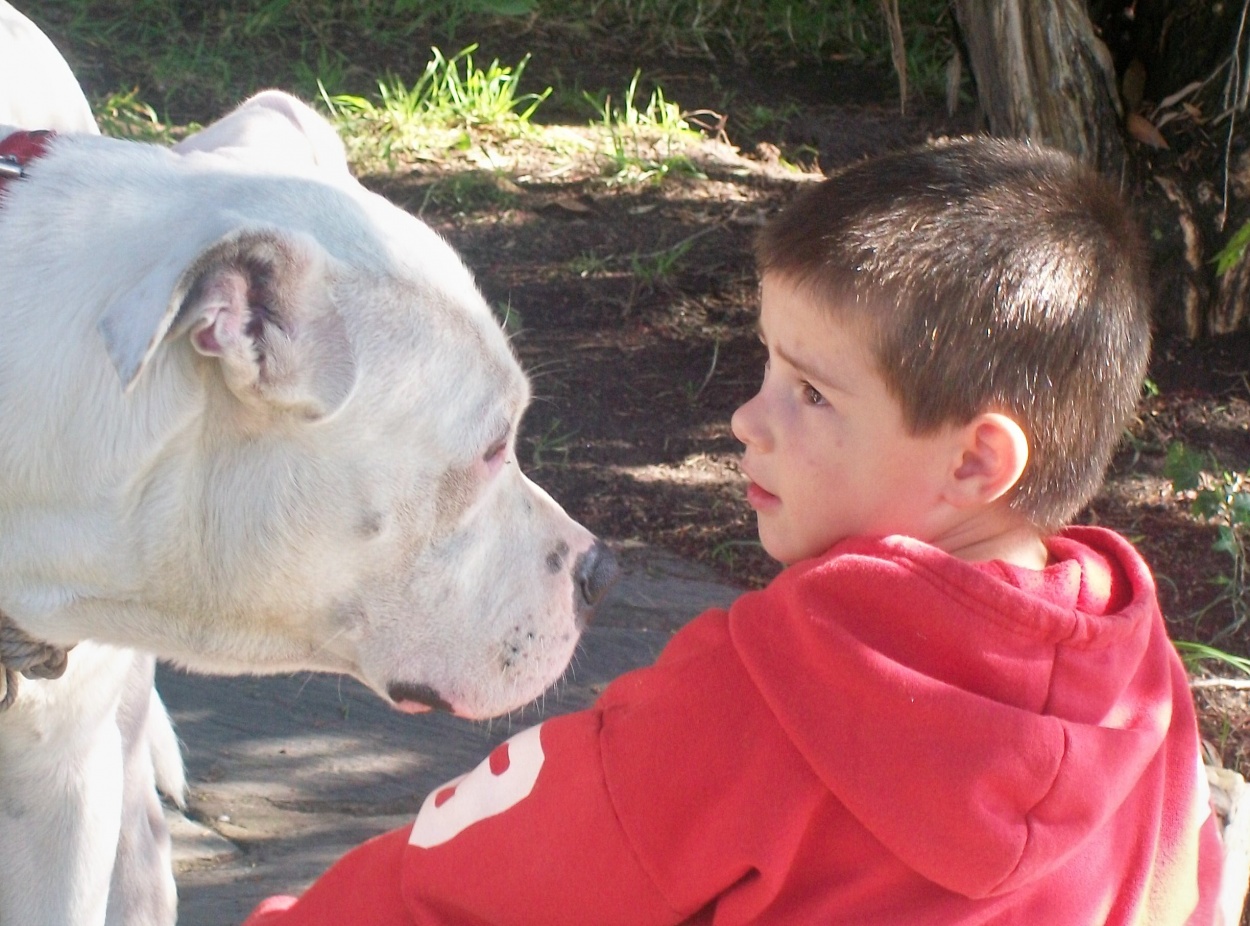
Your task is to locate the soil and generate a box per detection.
[48,8,1250,778]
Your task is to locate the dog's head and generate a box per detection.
[90,93,617,719]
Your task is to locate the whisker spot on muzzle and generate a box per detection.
[546,541,570,574]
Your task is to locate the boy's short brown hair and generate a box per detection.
[755,136,1151,533]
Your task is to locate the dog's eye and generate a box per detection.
[484,438,508,472]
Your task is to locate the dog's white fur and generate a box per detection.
[0,1,96,134]
[0,4,607,924]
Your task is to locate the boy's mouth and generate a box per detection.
[745,480,780,510]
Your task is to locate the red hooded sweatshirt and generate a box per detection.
[244,527,1223,925]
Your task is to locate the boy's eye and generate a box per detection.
[803,382,826,406]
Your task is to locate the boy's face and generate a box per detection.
[732,274,960,565]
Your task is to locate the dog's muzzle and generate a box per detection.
[386,541,620,715]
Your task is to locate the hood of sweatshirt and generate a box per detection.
[728,526,1181,900]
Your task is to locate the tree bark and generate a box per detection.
[951,0,1127,175]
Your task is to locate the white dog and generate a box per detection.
[0,4,616,924]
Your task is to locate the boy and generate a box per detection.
[244,136,1223,924]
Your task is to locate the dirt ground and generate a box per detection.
[47,8,1250,777]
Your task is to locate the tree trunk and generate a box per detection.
[951,0,1127,175]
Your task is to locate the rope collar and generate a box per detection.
[0,616,69,709]
[0,129,55,194]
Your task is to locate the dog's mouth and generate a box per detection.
[387,682,453,714]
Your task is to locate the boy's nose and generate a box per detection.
[731,392,768,449]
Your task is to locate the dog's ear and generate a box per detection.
[99,228,358,421]
[172,90,350,177]
[98,214,244,390]
[179,229,358,420]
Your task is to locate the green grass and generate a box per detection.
[567,253,613,278]
[1176,640,1250,678]
[41,0,953,136]
[1165,441,1250,640]
[525,418,578,470]
[413,171,523,214]
[39,1,956,188]
[569,0,952,85]
[630,238,694,287]
[91,88,186,143]
[588,71,706,184]
[319,45,549,169]
[42,0,532,122]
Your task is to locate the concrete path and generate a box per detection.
[160,543,742,925]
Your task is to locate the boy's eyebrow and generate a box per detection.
[760,324,854,393]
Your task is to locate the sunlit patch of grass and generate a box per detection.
[93,88,189,143]
[585,71,707,185]
[320,45,550,170]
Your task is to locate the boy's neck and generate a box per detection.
[950,529,1049,570]
[935,512,1050,570]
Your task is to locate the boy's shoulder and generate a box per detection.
[730,528,1158,659]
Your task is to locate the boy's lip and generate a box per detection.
[745,479,780,510]
[739,459,780,510]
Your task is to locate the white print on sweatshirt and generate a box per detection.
[409,724,546,849]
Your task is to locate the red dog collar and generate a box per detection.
[0,129,55,194]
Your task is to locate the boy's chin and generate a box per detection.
[757,523,844,566]
[757,529,808,567]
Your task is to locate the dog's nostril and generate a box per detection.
[573,540,620,622]
[387,682,452,712]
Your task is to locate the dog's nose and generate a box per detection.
[573,540,619,624]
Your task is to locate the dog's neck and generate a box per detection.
[0,203,72,686]
[0,129,66,704]
[0,129,55,193]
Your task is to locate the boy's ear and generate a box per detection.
[943,413,1030,507]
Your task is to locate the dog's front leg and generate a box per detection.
[105,653,179,926]
[0,644,135,926]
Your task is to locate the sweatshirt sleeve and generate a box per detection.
[241,707,683,926]
[242,826,413,926]
[239,610,807,926]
